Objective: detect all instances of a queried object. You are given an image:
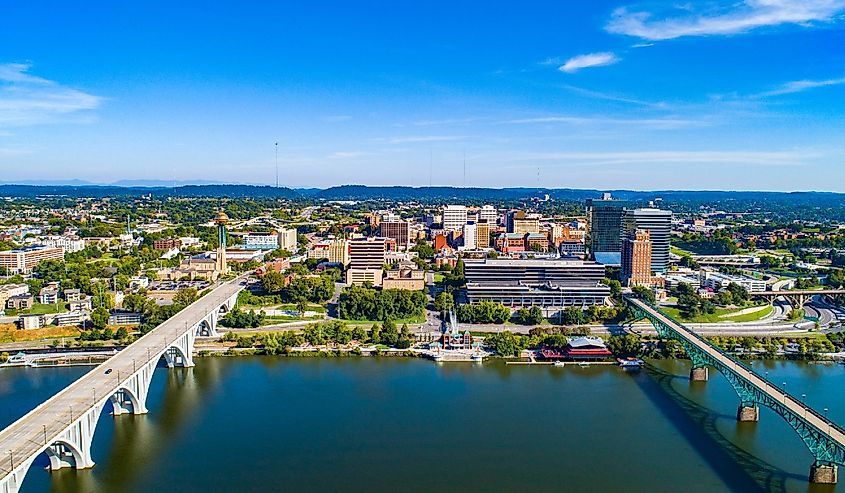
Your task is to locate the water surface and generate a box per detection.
[2,357,844,492]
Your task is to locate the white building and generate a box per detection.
[39,236,86,253]
[702,272,766,293]
[442,205,468,231]
[462,222,477,250]
[278,227,298,251]
[479,205,498,225]
[243,232,280,250]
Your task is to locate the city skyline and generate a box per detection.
[2,1,845,190]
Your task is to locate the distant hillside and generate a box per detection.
[0,184,299,199]
[0,183,843,206]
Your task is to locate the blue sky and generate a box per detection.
[2,1,845,190]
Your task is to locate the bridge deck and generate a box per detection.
[629,298,845,448]
[0,278,244,478]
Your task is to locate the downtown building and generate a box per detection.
[442,205,468,231]
[0,246,64,274]
[586,193,627,260]
[622,208,672,274]
[346,237,386,286]
[463,258,611,316]
[379,220,410,249]
[621,229,653,286]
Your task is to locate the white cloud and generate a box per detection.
[607,0,845,40]
[387,135,466,144]
[0,63,101,127]
[508,150,811,167]
[559,52,620,73]
[503,114,707,129]
[754,76,845,97]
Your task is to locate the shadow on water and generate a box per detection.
[636,364,805,493]
[39,359,230,493]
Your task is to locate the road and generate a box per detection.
[0,276,246,481]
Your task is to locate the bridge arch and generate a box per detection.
[196,319,213,337]
[44,439,85,470]
[162,342,192,368]
[110,386,142,415]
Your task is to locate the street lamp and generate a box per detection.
[825,408,831,435]
[782,382,787,404]
[802,394,807,418]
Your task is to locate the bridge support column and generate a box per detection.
[736,405,759,422]
[690,366,709,381]
[809,462,838,484]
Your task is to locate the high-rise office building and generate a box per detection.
[463,222,477,250]
[346,237,387,286]
[278,227,298,251]
[442,205,468,231]
[622,208,672,274]
[506,210,540,235]
[479,205,498,225]
[621,229,653,286]
[379,221,410,248]
[586,193,628,258]
[476,220,491,249]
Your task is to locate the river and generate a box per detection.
[1,357,844,493]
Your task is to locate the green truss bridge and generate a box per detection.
[626,296,845,484]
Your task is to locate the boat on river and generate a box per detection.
[617,357,644,370]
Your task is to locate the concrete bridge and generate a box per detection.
[749,289,845,308]
[0,276,244,493]
[628,297,845,484]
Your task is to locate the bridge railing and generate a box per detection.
[629,296,845,439]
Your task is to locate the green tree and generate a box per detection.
[434,291,455,314]
[351,326,367,342]
[561,306,585,325]
[631,285,656,304]
[261,270,287,293]
[486,331,519,357]
[173,287,198,306]
[607,334,641,356]
[91,306,110,330]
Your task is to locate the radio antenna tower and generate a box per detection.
[274,142,279,188]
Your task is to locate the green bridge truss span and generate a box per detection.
[626,297,845,469]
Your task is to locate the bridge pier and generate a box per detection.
[736,405,759,422]
[810,462,838,484]
[690,367,709,381]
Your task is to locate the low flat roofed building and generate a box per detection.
[109,310,142,326]
[40,236,85,253]
[69,298,93,312]
[346,268,384,287]
[39,288,59,305]
[54,311,84,327]
[63,288,82,302]
[153,238,182,251]
[382,263,424,291]
[0,284,29,306]
[243,232,279,250]
[702,271,766,292]
[18,314,43,330]
[0,246,63,274]
[464,258,610,315]
[6,294,33,311]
